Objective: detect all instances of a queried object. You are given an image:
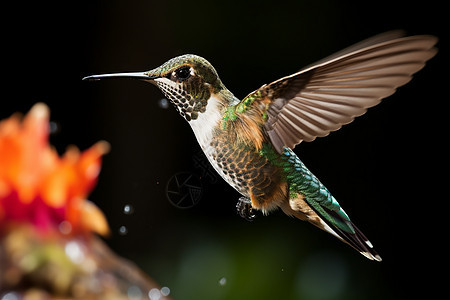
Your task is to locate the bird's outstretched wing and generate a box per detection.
[240,31,438,153]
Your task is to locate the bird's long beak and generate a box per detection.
[82,71,159,81]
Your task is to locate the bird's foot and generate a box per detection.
[236,197,256,221]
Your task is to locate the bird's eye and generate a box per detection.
[173,66,192,81]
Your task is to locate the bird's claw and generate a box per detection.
[236,197,256,221]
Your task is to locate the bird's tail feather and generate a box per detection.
[280,200,382,261]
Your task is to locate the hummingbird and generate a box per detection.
[84,31,437,261]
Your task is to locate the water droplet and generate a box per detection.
[148,288,161,300]
[49,121,60,134]
[123,204,134,215]
[160,287,170,297]
[218,277,227,286]
[59,220,72,235]
[65,241,84,264]
[158,98,170,109]
[118,225,128,235]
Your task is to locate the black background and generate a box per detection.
[2,1,447,299]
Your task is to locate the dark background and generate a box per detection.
[2,0,447,299]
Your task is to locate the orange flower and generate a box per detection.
[0,103,110,236]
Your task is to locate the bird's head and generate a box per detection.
[84,54,231,121]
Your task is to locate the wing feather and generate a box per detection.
[283,107,330,137]
[246,32,439,152]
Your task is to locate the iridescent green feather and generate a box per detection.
[221,90,264,130]
[221,106,238,129]
[236,90,262,113]
[259,144,355,234]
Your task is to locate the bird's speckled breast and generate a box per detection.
[201,140,251,196]
[201,131,286,211]
[189,95,286,210]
